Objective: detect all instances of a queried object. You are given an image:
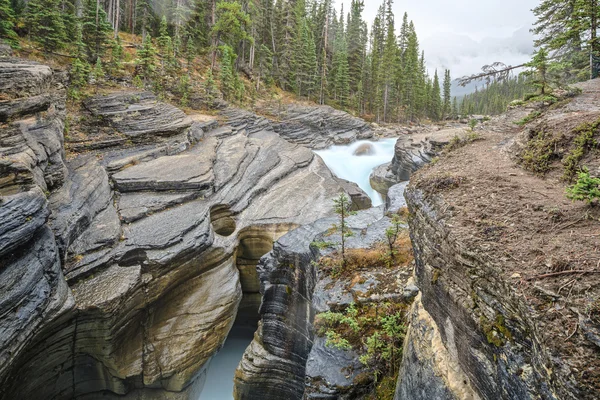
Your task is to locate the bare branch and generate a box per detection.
[456,62,527,87]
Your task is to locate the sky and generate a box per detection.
[337,0,540,94]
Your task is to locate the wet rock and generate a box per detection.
[353,143,375,156]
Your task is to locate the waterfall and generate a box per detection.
[315,138,397,206]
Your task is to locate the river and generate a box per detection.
[198,138,397,399]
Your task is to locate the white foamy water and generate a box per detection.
[315,138,398,207]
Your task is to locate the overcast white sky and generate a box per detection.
[337,0,539,87]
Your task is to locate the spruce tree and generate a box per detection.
[81,0,112,62]
[219,44,237,100]
[381,0,397,122]
[24,0,67,52]
[347,0,365,94]
[68,57,91,100]
[109,35,124,74]
[185,0,209,50]
[430,70,442,120]
[136,34,157,84]
[0,0,19,48]
[526,47,550,95]
[158,16,173,52]
[442,69,451,119]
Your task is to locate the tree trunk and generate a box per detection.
[591,0,598,79]
[114,0,120,38]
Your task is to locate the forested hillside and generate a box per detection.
[0,0,452,123]
[459,75,532,115]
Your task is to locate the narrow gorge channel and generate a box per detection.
[200,139,398,399]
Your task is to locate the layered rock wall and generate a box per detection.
[0,57,371,399]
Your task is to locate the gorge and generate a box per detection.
[1,48,599,400]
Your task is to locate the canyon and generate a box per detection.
[1,51,599,400]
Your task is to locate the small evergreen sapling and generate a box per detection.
[135,34,157,84]
[385,214,403,263]
[332,193,356,270]
[566,169,600,205]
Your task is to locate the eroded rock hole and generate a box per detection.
[210,204,236,237]
[235,229,275,326]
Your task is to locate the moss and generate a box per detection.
[562,119,600,181]
[432,269,441,284]
[285,285,292,295]
[480,313,513,347]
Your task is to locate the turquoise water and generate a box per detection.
[315,138,397,206]
[199,325,255,399]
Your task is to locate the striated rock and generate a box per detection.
[0,60,72,399]
[49,156,114,264]
[83,91,193,141]
[390,137,439,181]
[0,60,66,193]
[235,190,410,399]
[371,128,465,198]
[394,88,600,400]
[304,337,366,400]
[0,64,373,400]
[0,188,48,257]
[270,104,373,149]
[0,59,57,99]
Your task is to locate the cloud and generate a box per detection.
[423,26,535,79]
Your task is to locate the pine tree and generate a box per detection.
[68,57,91,100]
[430,70,442,120]
[533,0,598,81]
[219,44,237,100]
[526,47,550,95]
[136,34,157,83]
[211,0,252,70]
[24,0,67,51]
[442,69,451,119]
[109,35,124,74]
[332,193,355,270]
[0,0,19,48]
[81,0,113,62]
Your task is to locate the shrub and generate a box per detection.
[562,120,599,181]
[515,110,542,126]
[566,169,600,205]
[469,119,478,131]
[519,130,560,174]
